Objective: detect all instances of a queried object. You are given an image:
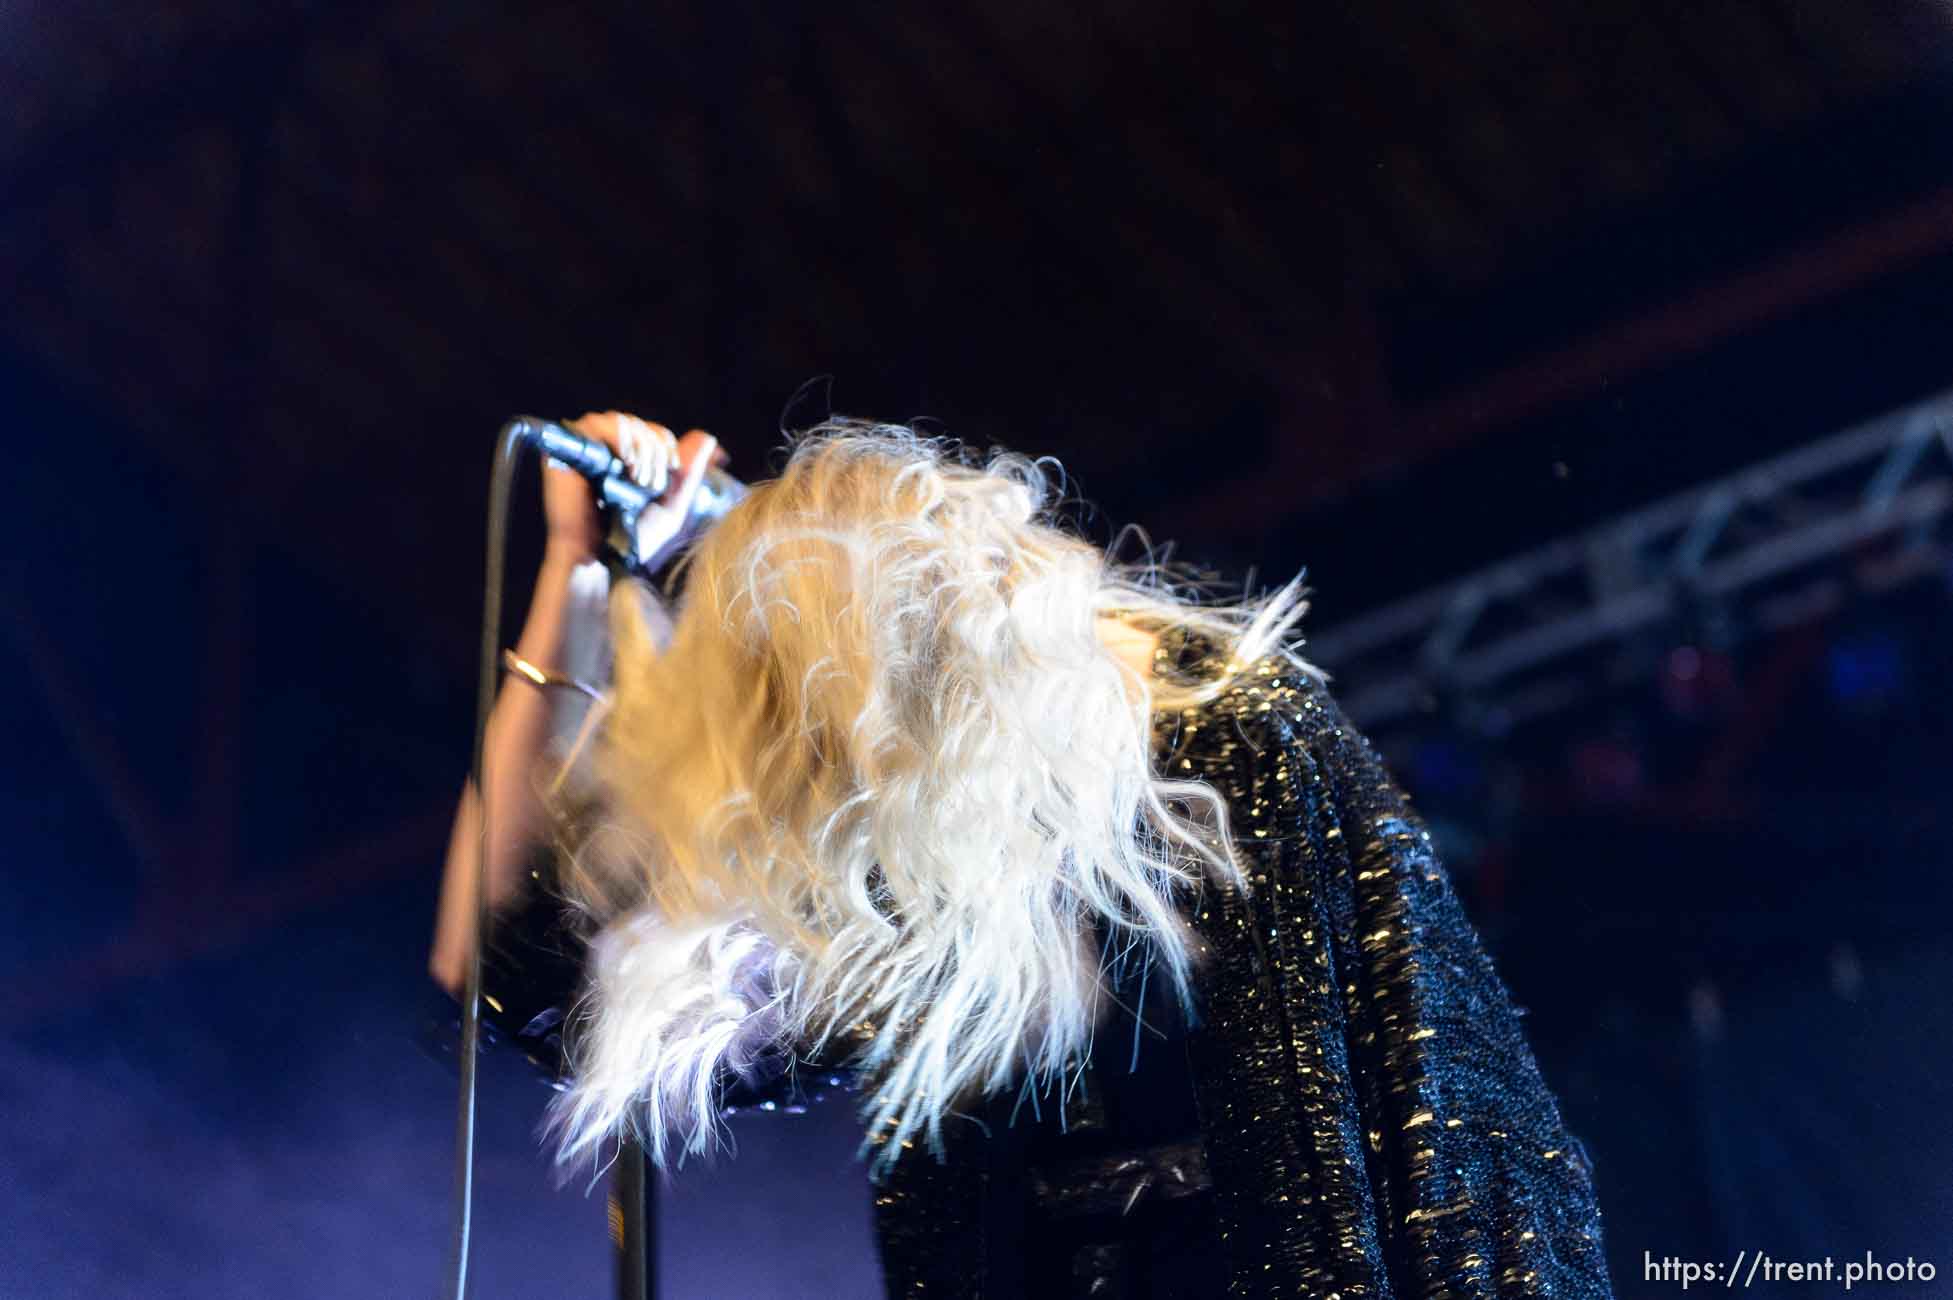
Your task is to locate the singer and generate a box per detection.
[430,411,1615,1298]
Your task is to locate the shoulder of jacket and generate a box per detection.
[1152,648,1339,771]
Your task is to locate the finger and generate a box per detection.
[566,411,623,451]
[679,429,730,470]
[640,418,682,491]
[662,433,720,517]
[617,416,652,487]
[656,426,681,489]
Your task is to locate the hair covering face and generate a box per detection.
[546,423,1312,1177]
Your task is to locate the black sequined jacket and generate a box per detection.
[869,631,1615,1298]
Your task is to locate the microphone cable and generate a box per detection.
[445,419,529,1300]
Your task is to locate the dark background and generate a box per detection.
[5,2,1952,1295]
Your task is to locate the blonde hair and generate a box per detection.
[546,420,1315,1176]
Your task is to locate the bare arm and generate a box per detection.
[427,544,600,996]
[428,412,729,997]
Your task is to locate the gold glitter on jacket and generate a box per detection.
[868,627,1614,1298]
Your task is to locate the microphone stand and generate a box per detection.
[448,418,685,1300]
[612,1136,654,1300]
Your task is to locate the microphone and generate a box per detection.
[505,415,748,571]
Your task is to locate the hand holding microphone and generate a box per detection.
[535,411,741,574]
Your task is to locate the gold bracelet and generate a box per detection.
[502,648,605,701]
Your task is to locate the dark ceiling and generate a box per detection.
[7,0,1953,651]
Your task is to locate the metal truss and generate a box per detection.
[1306,388,1953,736]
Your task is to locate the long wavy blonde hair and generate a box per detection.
[547,420,1315,1176]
